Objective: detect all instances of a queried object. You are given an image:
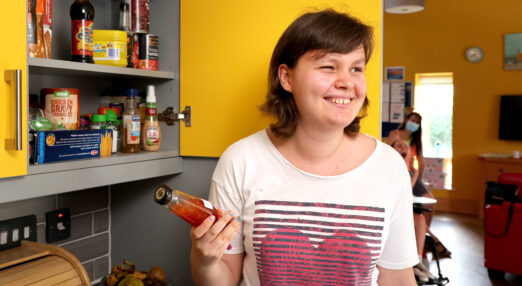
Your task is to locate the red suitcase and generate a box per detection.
[484,173,522,278]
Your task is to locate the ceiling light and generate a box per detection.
[385,0,425,14]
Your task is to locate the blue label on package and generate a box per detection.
[30,129,113,164]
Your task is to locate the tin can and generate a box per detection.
[131,0,149,33]
[138,33,158,70]
[129,32,142,68]
[41,88,80,130]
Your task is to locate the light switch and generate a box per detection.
[0,215,36,251]
[24,226,30,239]
[12,229,19,242]
[0,231,7,245]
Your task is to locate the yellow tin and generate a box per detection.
[93,30,127,67]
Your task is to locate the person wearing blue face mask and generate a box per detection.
[386,112,452,259]
[387,112,424,192]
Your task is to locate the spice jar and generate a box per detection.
[90,114,106,129]
[105,110,118,153]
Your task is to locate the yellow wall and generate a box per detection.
[384,0,522,215]
[181,0,382,157]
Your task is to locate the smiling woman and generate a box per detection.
[261,11,373,139]
[190,9,418,286]
[277,49,368,135]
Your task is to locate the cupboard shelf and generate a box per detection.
[28,150,180,175]
[0,156,183,205]
[28,58,176,80]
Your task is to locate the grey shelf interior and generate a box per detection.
[28,150,180,175]
[28,58,176,80]
[0,156,183,204]
[0,0,182,204]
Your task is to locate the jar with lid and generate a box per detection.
[105,110,118,153]
[90,114,106,129]
[122,88,140,153]
[117,117,123,152]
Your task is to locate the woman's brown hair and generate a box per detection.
[260,9,374,137]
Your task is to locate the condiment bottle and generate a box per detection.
[116,118,123,152]
[142,85,161,151]
[90,114,106,129]
[70,0,95,63]
[122,89,141,153]
[105,110,118,153]
[118,1,132,67]
[154,185,218,227]
[138,89,147,134]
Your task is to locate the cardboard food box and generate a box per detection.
[30,129,113,164]
[28,0,52,58]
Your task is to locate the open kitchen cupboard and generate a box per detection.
[0,0,182,202]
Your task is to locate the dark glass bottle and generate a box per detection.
[70,0,95,63]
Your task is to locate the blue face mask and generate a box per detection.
[405,121,420,133]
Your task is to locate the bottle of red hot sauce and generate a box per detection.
[154,185,234,250]
[70,0,94,63]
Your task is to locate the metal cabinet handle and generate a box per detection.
[4,70,23,151]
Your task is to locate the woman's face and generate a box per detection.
[408,114,421,125]
[278,46,367,132]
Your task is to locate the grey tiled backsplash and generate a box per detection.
[57,187,109,215]
[59,232,109,262]
[94,209,109,233]
[0,195,55,223]
[58,213,93,244]
[94,255,110,281]
[0,187,111,282]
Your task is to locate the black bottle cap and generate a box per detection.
[154,185,172,205]
[120,2,129,11]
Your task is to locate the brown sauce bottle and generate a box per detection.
[70,0,95,63]
[122,89,140,153]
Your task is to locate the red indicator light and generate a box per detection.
[58,213,63,218]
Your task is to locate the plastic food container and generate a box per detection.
[93,30,127,67]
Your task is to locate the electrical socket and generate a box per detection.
[45,209,71,243]
[0,215,37,251]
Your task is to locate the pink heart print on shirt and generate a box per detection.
[253,200,385,286]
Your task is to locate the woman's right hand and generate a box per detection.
[190,209,241,268]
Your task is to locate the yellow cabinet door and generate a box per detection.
[0,1,27,178]
[181,0,382,157]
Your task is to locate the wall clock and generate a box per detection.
[465,46,484,63]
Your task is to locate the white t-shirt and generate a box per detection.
[209,129,418,286]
